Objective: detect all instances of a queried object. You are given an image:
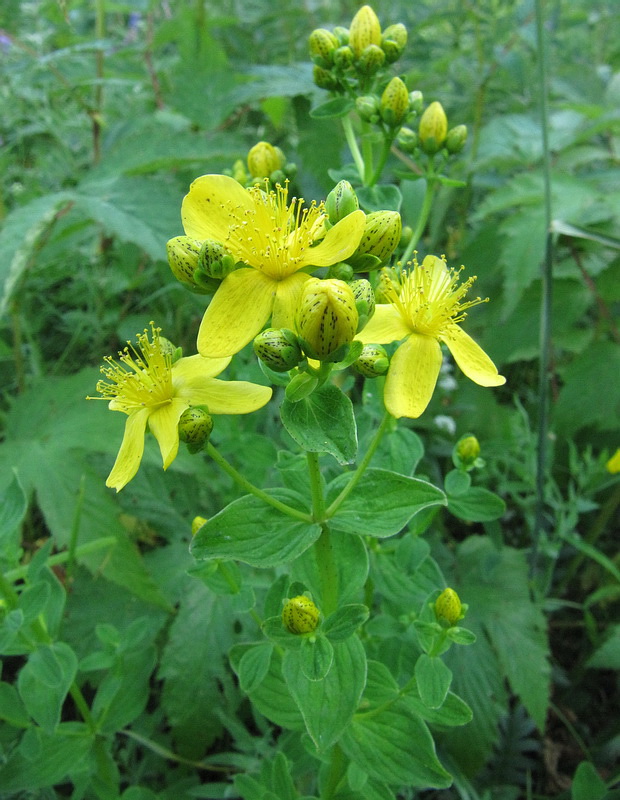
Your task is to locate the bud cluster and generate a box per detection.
[397,100,468,158]
[226,141,298,193]
[166,236,239,295]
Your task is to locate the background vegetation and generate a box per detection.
[0,0,619,798]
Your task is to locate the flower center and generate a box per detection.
[93,323,174,412]
[383,256,487,338]
[224,181,327,279]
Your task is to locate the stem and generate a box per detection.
[341,116,365,183]
[369,132,396,187]
[315,525,339,616]
[307,451,326,521]
[321,743,346,799]
[4,537,117,583]
[206,442,313,524]
[361,123,374,186]
[93,0,106,164]
[325,412,391,518]
[66,475,86,582]
[70,683,97,733]
[401,171,437,264]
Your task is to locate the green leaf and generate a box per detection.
[17,642,78,734]
[191,491,320,568]
[299,635,334,681]
[403,686,473,728]
[328,469,446,537]
[292,532,369,607]
[239,643,274,693]
[415,654,453,709]
[0,471,27,542]
[282,635,367,751]
[586,625,620,670]
[571,761,608,800]
[447,486,506,522]
[280,384,358,464]
[551,218,620,250]
[444,469,471,497]
[0,681,30,727]
[369,426,424,476]
[323,604,370,642]
[310,97,355,119]
[356,185,402,212]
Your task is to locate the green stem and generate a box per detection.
[315,525,339,616]
[4,537,117,583]
[369,131,396,187]
[361,122,374,186]
[70,683,97,733]
[341,116,365,183]
[321,743,346,799]
[218,561,263,629]
[206,442,313,524]
[307,451,326,521]
[325,412,391,518]
[401,170,437,264]
[66,474,86,582]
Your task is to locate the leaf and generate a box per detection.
[238,643,274,693]
[280,384,358,464]
[415,654,453,709]
[447,487,506,522]
[356,185,402,212]
[0,682,30,727]
[190,491,320,568]
[299,635,334,681]
[571,761,608,800]
[327,468,446,537]
[282,635,367,751]
[310,97,355,119]
[323,604,370,642]
[17,642,78,734]
[0,471,27,542]
[292,531,369,607]
[586,625,620,670]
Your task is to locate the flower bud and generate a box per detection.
[178,407,213,453]
[232,158,248,185]
[309,28,339,68]
[199,240,237,280]
[356,43,386,75]
[349,210,402,268]
[355,94,381,123]
[247,141,284,179]
[375,266,401,302]
[408,90,424,114]
[333,45,354,70]
[253,328,303,373]
[419,101,448,154]
[297,278,359,361]
[191,516,207,536]
[349,5,381,57]
[333,26,350,46]
[354,344,389,378]
[381,23,407,62]
[166,235,201,285]
[282,595,320,634]
[434,588,464,627]
[606,448,620,474]
[445,124,468,154]
[325,180,360,225]
[313,65,339,91]
[327,262,355,281]
[380,76,409,127]
[455,434,481,467]
[349,278,375,330]
[396,126,418,153]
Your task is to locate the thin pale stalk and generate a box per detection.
[341,116,365,183]
[401,173,436,264]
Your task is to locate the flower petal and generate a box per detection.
[442,325,506,387]
[173,354,231,385]
[181,174,256,242]
[272,272,312,329]
[106,407,150,492]
[357,304,411,344]
[198,269,276,357]
[300,210,366,267]
[384,333,443,419]
[148,398,188,471]
[187,378,272,414]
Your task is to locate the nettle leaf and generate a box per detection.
[327,468,446,537]
[280,384,358,464]
[282,635,367,751]
[190,491,319,568]
[17,642,78,734]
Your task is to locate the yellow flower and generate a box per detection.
[606,448,620,474]
[91,323,272,491]
[181,175,366,357]
[358,255,505,418]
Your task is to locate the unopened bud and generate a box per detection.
[408,90,424,114]
[325,180,359,224]
[356,43,386,75]
[333,45,354,70]
[166,236,217,294]
[380,76,409,127]
[434,588,464,627]
[419,101,448,154]
[396,126,418,153]
[199,240,237,280]
[374,267,401,303]
[297,278,359,361]
[606,448,620,474]
[333,26,350,46]
[327,262,355,281]
[282,595,320,634]
[349,5,382,57]
[350,210,402,268]
[381,23,407,62]
[247,141,284,179]
[178,407,213,453]
[191,516,207,536]
[355,94,381,123]
[232,158,247,185]
[445,124,468,154]
[454,434,481,469]
[313,65,339,91]
[253,328,303,372]
[353,344,389,377]
[309,28,339,68]
[349,278,375,330]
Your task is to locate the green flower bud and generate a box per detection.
[396,126,418,153]
[333,45,354,70]
[269,168,286,186]
[380,76,410,128]
[353,344,389,377]
[419,101,448,154]
[606,448,620,474]
[333,26,350,46]
[309,28,339,68]
[349,278,375,330]
[166,235,201,285]
[399,225,413,249]
[374,266,401,302]
[199,240,237,280]
[350,210,402,268]
[445,124,468,154]
[381,23,407,62]
[247,141,284,179]
[349,5,382,57]
[356,43,386,75]
[327,262,355,281]
[434,588,464,627]
[313,65,339,91]
[355,94,381,123]
[178,407,213,453]
[253,328,303,373]
[408,90,424,114]
[325,180,360,224]
[282,595,320,634]
[232,158,247,185]
[453,434,481,470]
[191,516,207,536]
[297,278,359,361]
